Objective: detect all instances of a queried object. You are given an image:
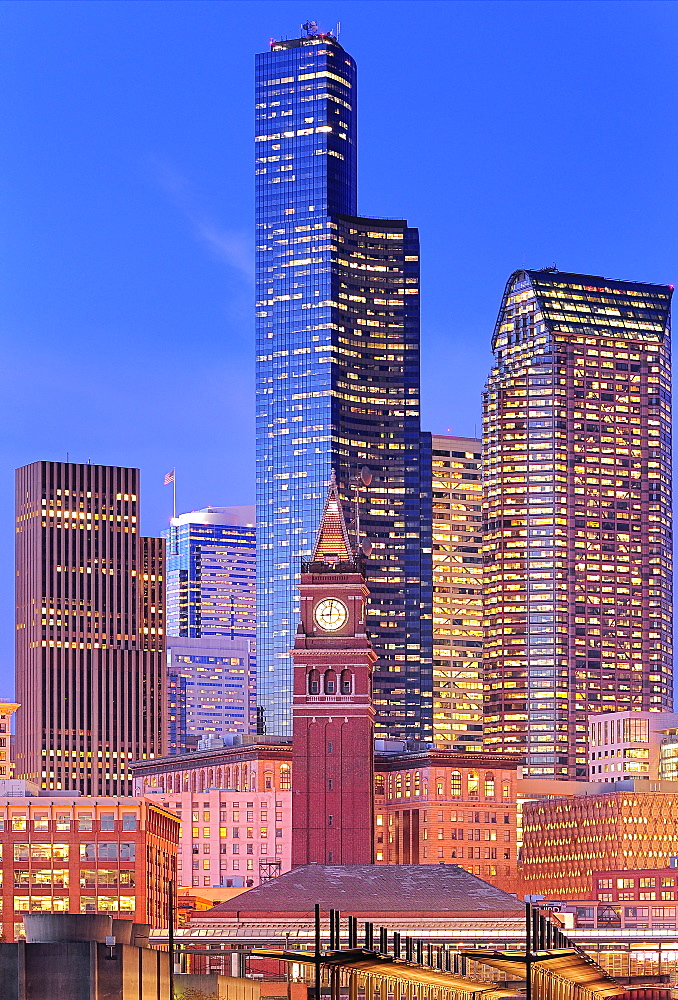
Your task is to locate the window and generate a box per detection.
[484,773,495,799]
[33,814,48,831]
[280,764,291,790]
[328,815,334,827]
[55,813,70,831]
[624,718,649,743]
[450,771,461,797]
[78,814,93,832]
[467,772,479,797]
[100,814,115,832]
[122,814,137,832]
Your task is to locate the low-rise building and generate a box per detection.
[374,745,519,894]
[588,710,678,782]
[130,739,292,889]
[0,781,178,941]
[521,780,678,899]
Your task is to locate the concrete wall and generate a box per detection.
[0,939,170,999]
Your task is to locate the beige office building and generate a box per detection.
[15,462,165,795]
[431,435,483,748]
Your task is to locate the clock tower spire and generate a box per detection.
[291,476,377,866]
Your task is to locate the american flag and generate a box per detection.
[164,469,175,485]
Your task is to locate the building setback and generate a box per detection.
[431,435,483,749]
[255,26,432,740]
[15,462,165,795]
[483,270,672,778]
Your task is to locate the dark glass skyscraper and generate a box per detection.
[255,27,432,738]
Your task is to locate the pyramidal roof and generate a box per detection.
[311,474,353,563]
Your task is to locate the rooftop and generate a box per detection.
[206,865,523,916]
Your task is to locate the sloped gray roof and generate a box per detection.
[209,865,523,914]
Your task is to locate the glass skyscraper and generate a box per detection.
[483,269,672,778]
[164,506,256,736]
[255,26,432,738]
[164,506,256,641]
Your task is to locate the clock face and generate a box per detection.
[313,598,349,632]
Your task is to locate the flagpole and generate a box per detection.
[173,471,176,521]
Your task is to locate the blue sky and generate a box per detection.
[1,0,677,694]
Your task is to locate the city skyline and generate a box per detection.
[2,1,677,693]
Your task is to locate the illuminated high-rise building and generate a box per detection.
[164,506,256,641]
[431,435,483,749]
[15,461,165,794]
[483,270,672,778]
[255,25,432,738]
[164,506,256,736]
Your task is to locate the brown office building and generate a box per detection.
[483,270,672,778]
[15,462,165,795]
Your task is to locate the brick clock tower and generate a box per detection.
[291,478,377,866]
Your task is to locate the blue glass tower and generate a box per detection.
[164,506,256,741]
[164,507,256,641]
[256,26,432,739]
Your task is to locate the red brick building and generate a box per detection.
[0,784,178,941]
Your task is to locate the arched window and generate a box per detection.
[484,773,495,799]
[207,768,214,788]
[280,764,291,790]
[502,782,511,800]
[340,670,352,695]
[324,670,337,695]
[450,771,462,797]
[308,669,320,695]
[468,771,479,797]
[265,770,273,790]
